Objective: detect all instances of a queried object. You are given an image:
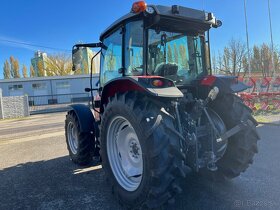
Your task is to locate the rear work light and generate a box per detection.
[131,1,147,13]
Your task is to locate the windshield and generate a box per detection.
[147,29,206,84]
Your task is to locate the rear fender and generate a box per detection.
[200,75,249,94]
[100,76,183,112]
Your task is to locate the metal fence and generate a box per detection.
[28,93,90,114]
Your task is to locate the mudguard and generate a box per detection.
[100,76,183,112]
[68,104,95,133]
[200,75,249,93]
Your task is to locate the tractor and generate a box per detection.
[65,2,260,209]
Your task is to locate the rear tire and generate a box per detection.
[65,111,94,165]
[100,92,186,209]
[209,94,260,180]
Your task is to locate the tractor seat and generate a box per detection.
[154,63,178,77]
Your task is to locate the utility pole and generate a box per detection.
[244,0,251,78]
[267,0,275,77]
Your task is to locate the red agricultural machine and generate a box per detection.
[65,2,260,209]
[239,76,280,112]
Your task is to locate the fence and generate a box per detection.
[0,88,30,119]
[28,93,90,114]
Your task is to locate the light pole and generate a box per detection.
[202,0,205,10]
[267,0,275,77]
[244,0,251,78]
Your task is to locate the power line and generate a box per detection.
[0,38,71,53]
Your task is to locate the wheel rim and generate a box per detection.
[67,121,78,155]
[107,116,143,192]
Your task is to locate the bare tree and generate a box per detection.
[10,56,21,78]
[228,39,246,75]
[30,65,35,77]
[167,44,173,63]
[37,60,45,77]
[3,60,11,79]
[242,56,249,77]
[22,65,28,78]
[45,54,72,76]
[217,50,224,74]
[179,45,188,69]
[173,43,179,64]
[211,53,217,74]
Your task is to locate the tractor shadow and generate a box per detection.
[0,125,278,209]
[0,156,248,210]
[0,156,123,210]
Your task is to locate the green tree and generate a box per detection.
[10,56,21,78]
[273,50,280,76]
[3,60,11,79]
[22,65,28,78]
[260,44,271,77]
[251,45,261,73]
[30,65,35,77]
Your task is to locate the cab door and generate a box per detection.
[99,27,123,87]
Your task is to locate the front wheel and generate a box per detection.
[100,92,186,209]
[65,111,94,165]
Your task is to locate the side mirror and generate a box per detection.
[72,48,83,71]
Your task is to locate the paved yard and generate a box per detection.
[0,112,280,210]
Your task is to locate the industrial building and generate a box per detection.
[0,74,99,105]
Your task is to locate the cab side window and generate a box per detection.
[100,28,123,86]
[124,20,143,76]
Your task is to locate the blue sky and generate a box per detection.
[0,0,279,79]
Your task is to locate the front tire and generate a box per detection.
[100,92,186,209]
[65,111,94,165]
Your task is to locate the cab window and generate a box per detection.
[100,28,123,86]
[124,20,144,76]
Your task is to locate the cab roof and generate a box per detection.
[100,4,218,40]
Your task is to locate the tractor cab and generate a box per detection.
[98,2,221,87]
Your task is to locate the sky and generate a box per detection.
[0,0,280,79]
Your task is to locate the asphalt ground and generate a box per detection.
[0,112,280,210]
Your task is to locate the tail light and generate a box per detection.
[200,75,216,86]
[152,79,164,87]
